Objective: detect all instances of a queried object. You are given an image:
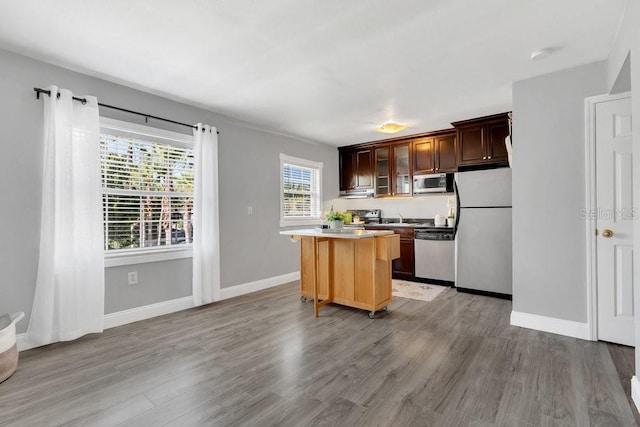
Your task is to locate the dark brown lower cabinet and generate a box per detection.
[365,226,414,280]
[391,228,414,281]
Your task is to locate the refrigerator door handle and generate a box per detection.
[454,180,461,235]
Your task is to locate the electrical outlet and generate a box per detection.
[248,206,253,215]
[128,271,138,285]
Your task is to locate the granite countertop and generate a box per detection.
[363,222,454,230]
[280,228,395,239]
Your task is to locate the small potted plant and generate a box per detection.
[447,208,455,227]
[326,210,346,230]
[447,196,456,227]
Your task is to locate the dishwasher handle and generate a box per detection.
[415,231,430,240]
[414,231,455,240]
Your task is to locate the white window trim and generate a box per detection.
[100,117,195,265]
[279,153,323,228]
[105,247,193,267]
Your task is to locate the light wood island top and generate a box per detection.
[279,228,394,239]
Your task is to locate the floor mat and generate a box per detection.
[392,280,448,302]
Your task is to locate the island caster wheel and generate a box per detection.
[368,311,376,319]
[380,306,388,312]
[300,296,307,302]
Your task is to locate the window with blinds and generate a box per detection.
[100,121,194,252]
[280,154,322,227]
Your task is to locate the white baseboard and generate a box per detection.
[16,296,194,352]
[219,271,300,300]
[103,296,194,329]
[17,271,300,352]
[510,310,591,340]
[632,376,640,415]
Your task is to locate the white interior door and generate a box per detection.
[596,96,634,346]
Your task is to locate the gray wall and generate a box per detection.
[512,61,607,323]
[0,49,338,333]
[104,260,192,314]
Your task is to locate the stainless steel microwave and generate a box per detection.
[413,173,452,194]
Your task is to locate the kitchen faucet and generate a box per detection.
[398,212,404,224]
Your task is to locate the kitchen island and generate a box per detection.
[280,229,400,317]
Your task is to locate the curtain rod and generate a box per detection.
[33,88,219,134]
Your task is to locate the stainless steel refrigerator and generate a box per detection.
[454,168,512,296]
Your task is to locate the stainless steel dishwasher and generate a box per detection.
[414,228,455,284]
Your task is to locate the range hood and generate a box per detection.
[339,189,374,199]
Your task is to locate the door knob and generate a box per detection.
[602,229,613,238]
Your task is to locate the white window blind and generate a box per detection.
[280,154,322,227]
[101,124,194,252]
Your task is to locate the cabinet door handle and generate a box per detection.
[488,156,492,159]
[435,167,439,171]
[482,156,487,160]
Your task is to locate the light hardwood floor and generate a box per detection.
[1,283,638,426]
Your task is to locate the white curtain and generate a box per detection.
[25,86,105,347]
[192,124,220,305]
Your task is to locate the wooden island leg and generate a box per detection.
[313,237,319,317]
[313,237,332,317]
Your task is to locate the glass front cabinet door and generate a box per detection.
[375,143,411,197]
[393,143,411,196]
[375,147,390,196]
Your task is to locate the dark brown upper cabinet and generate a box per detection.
[373,142,411,197]
[338,112,510,198]
[392,143,411,196]
[452,113,510,168]
[413,131,457,175]
[413,137,435,174]
[339,148,374,192]
[487,121,509,162]
[340,150,355,191]
[374,146,391,196]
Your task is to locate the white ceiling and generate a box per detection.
[0,0,628,146]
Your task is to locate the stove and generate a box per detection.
[346,209,381,225]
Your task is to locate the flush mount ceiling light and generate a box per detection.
[375,122,407,134]
[530,48,553,61]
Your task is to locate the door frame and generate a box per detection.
[584,91,632,341]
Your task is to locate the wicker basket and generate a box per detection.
[0,312,24,383]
